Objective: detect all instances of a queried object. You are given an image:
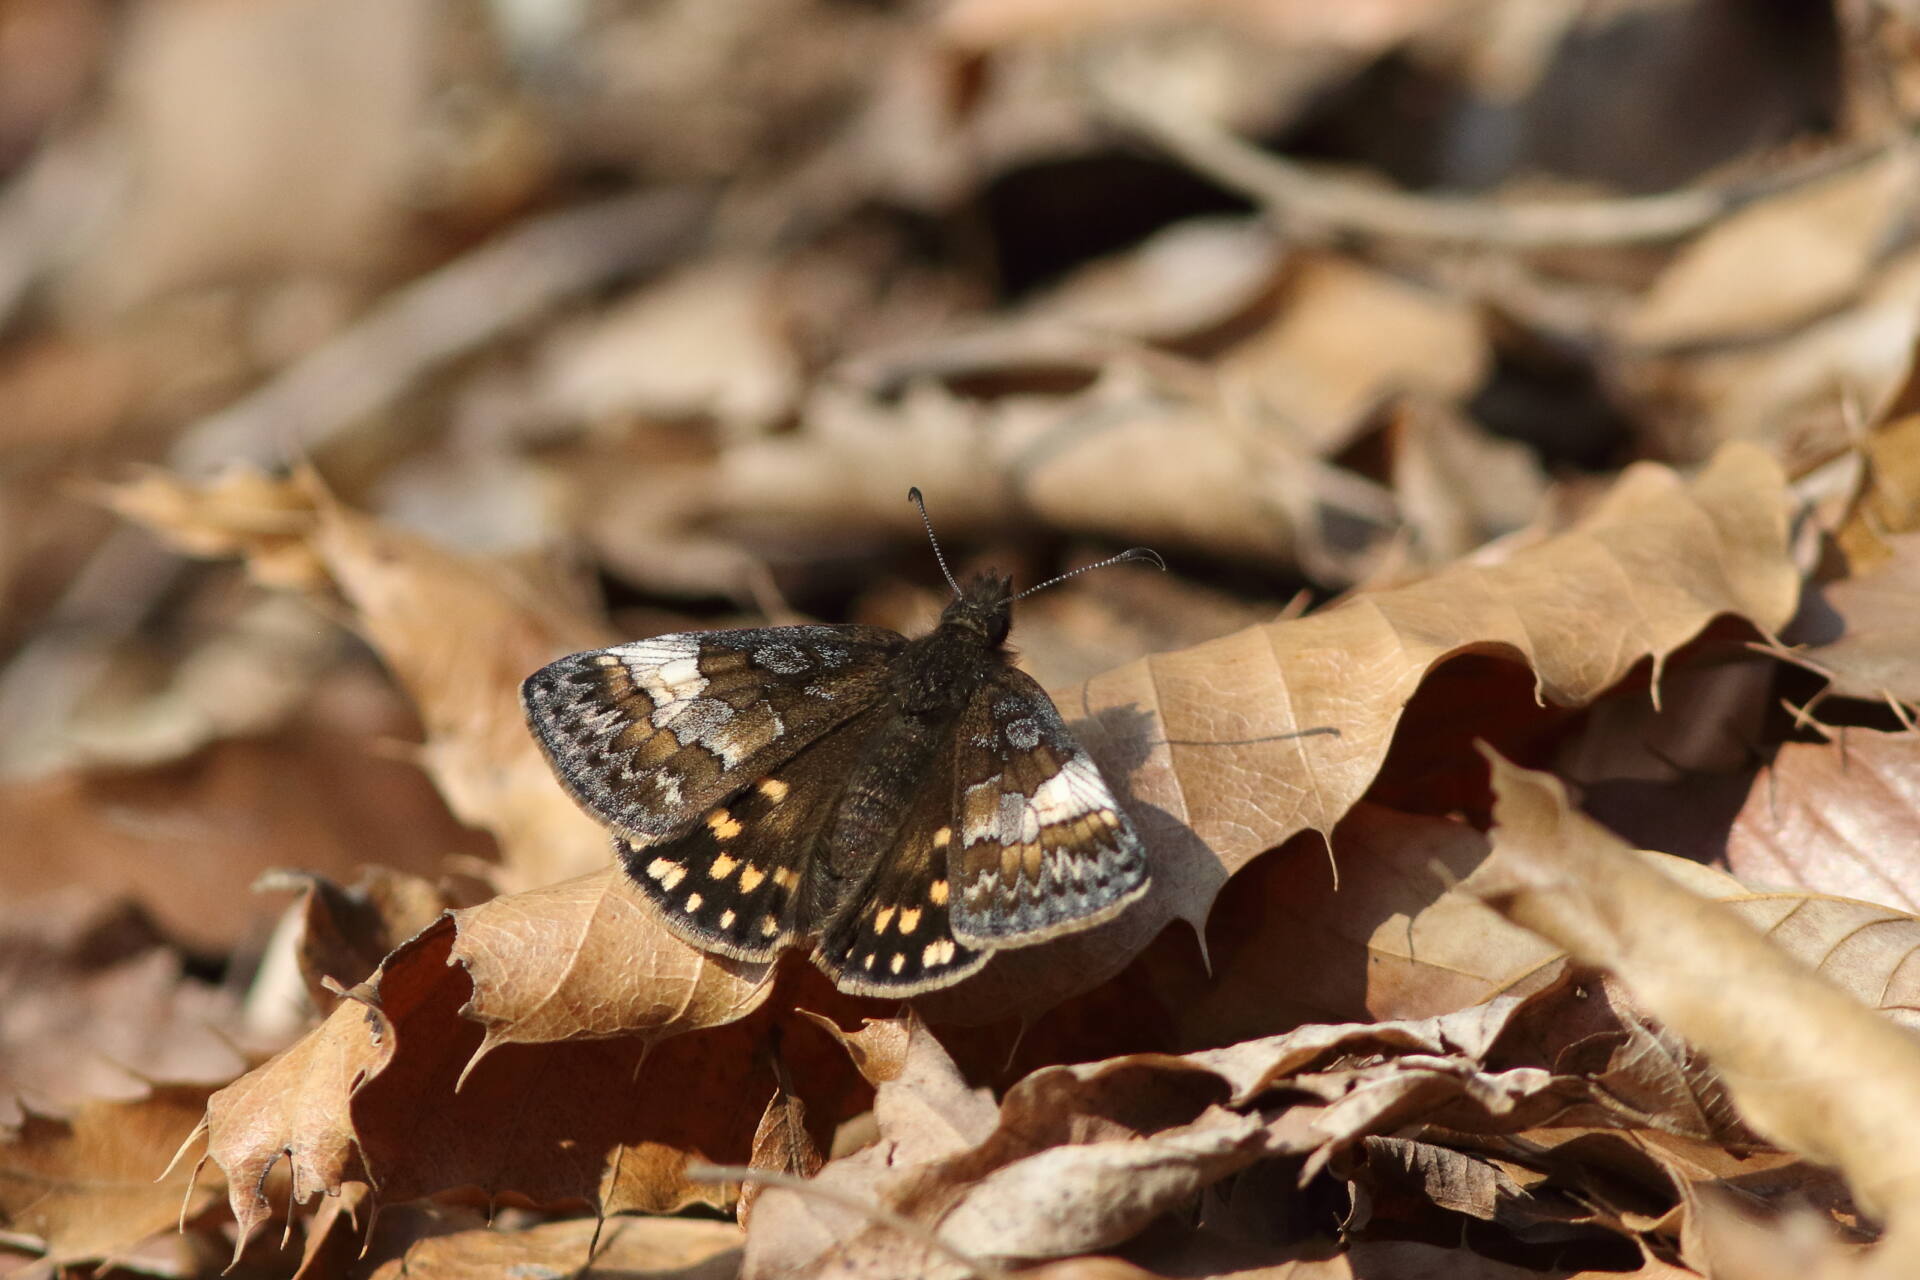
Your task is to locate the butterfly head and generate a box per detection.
[942,571,1014,647]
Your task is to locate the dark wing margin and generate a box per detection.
[813,728,987,996]
[521,624,904,840]
[946,667,1149,947]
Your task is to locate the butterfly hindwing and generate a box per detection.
[948,667,1148,947]
[522,625,905,839]
[614,707,891,961]
[814,732,987,996]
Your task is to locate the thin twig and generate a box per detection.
[684,1162,1014,1280]
[1093,71,1897,249]
[173,185,711,473]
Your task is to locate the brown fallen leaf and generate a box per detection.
[1784,531,1920,709]
[258,866,477,1015]
[364,1214,743,1280]
[204,912,878,1255]
[1474,750,1920,1275]
[108,466,614,888]
[0,891,248,1126]
[1066,441,1798,968]
[743,1001,1595,1277]
[0,1085,223,1271]
[1218,251,1489,457]
[0,717,484,955]
[448,866,774,1053]
[1725,728,1920,912]
[1625,156,1912,349]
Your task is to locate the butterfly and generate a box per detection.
[521,489,1159,996]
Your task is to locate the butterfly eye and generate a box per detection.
[986,609,1011,647]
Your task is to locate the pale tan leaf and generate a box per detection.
[1475,751,1920,1271]
[1626,156,1912,348]
[105,465,614,887]
[1072,444,1798,946]
[1726,729,1920,912]
[449,866,774,1054]
[364,1215,743,1280]
[0,1086,223,1269]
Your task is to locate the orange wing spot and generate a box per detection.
[757,777,790,803]
[773,867,799,890]
[929,880,949,905]
[720,909,736,929]
[761,914,781,938]
[707,809,743,841]
[710,853,738,879]
[898,907,922,935]
[863,953,876,970]
[874,906,896,935]
[646,858,688,890]
[686,892,704,913]
[739,866,765,892]
[933,826,952,848]
[889,953,906,975]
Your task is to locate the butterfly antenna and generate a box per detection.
[1013,546,1166,600]
[907,487,962,596]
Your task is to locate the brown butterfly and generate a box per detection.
[522,490,1158,995]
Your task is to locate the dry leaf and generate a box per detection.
[364,1214,743,1280]
[0,718,481,954]
[745,1000,1586,1277]
[1725,729,1920,911]
[1788,532,1920,708]
[1626,156,1914,349]
[108,466,614,887]
[449,867,776,1052]
[1475,750,1920,1272]
[0,1085,222,1270]
[1219,252,1489,456]
[1067,443,1797,954]
[0,892,248,1126]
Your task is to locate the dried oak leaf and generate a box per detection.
[0,891,249,1126]
[1784,531,1920,709]
[1725,728,1920,912]
[1056,442,1797,968]
[744,1002,1583,1277]
[204,905,871,1258]
[0,715,480,954]
[364,1215,743,1280]
[107,465,613,887]
[255,866,480,1014]
[0,1085,222,1271]
[1475,751,1920,1273]
[1168,801,1920,1051]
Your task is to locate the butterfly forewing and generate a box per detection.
[948,667,1148,947]
[614,707,891,961]
[814,736,987,996]
[522,625,904,840]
